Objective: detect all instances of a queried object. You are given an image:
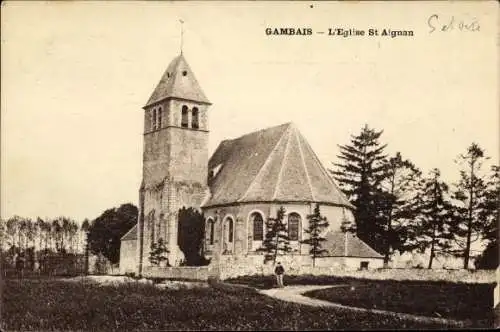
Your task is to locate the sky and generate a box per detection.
[1,1,498,222]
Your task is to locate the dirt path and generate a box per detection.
[258,285,468,327]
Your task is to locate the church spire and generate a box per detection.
[144,54,211,108]
[179,19,184,55]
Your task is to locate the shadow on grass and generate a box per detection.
[1,278,492,330]
[225,274,495,326]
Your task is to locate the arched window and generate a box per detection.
[192,107,199,129]
[251,212,264,241]
[157,107,162,129]
[181,105,189,128]
[288,213,301,241]
[207,218,215,245]
[226,217,234,243]
[152,109,157,131]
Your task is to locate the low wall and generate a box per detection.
[222,265,497,284]
[216,255,384,280]
[143,266,211,280]
[143,257,496,284]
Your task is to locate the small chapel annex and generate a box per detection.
[119,53,383,278]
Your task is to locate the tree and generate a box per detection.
[5,216,19,249]
[479,165,499,244]
[378,152,422,265]
[452,143,490,269]
[61,217,71,252]
[301,204,329,267]
[177,207,209,266]
[474,240,498,270]
[19,218,28,250]
[87,203,138,264]
[51,219,62,252]
[80,219,90,256]
[258,206,292,264]
[410,169,455,269]
[330,124,388,254]
[148,238,169,266]
[0,219,6,251]
[36,218,45,252]
[25,219,35,250]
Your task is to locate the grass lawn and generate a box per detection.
[0,278,469,331]
[226,274,495,326]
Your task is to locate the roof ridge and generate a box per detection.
[226,122,292,142]
[298,131,353,209]
[271,125,293,200]
[238,124,290,202]
[295,127,316,201]
[121,224,137,240]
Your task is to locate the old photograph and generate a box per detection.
[1,1,499,330]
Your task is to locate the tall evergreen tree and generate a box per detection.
[330,124,388,254]
[148,238,169,266]
[258,206,292,264]
[452,143,490,269]
[177,207,209,266]
[479,165,499,244]
[409,169,454,269]
[301,204,329,267]
[378,152,422,265]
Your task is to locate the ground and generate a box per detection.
[304,279,494,323]
[0,277,468,331]
[227,274,496,328]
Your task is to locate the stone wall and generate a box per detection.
[139,97,209,273]
[218,264,497,284]
[213,254,384,280]
[119,239,137,274]
[143,266,211,281]
[202,202,355,259]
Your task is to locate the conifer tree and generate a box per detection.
[378,152,422,265]
[452,143,491,269]
[330,124,388,254]
[478,165,499,245]
[301,204,329,267]
[258,206,292,264]
[409,169,454,269]
[148,238,169,266]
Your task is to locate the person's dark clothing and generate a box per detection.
[274,265,284,275]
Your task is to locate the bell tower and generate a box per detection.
[137,54,211,273]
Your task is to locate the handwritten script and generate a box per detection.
[427,14,480,33]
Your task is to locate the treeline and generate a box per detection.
[0,216,90,276]
[0,216,89,255]
[331,125,499,269]
[0,204,138,275]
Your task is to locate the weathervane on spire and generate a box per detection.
[179,19,184,55]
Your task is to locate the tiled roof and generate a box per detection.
[145,54,210,107]
[121,224,137,241]
[321,231,383,258]
[203,122,354,208]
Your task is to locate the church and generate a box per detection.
[119,53,383,278]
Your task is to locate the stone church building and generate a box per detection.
[119,53,383,278]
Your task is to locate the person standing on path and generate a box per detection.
[274,262,285,288]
